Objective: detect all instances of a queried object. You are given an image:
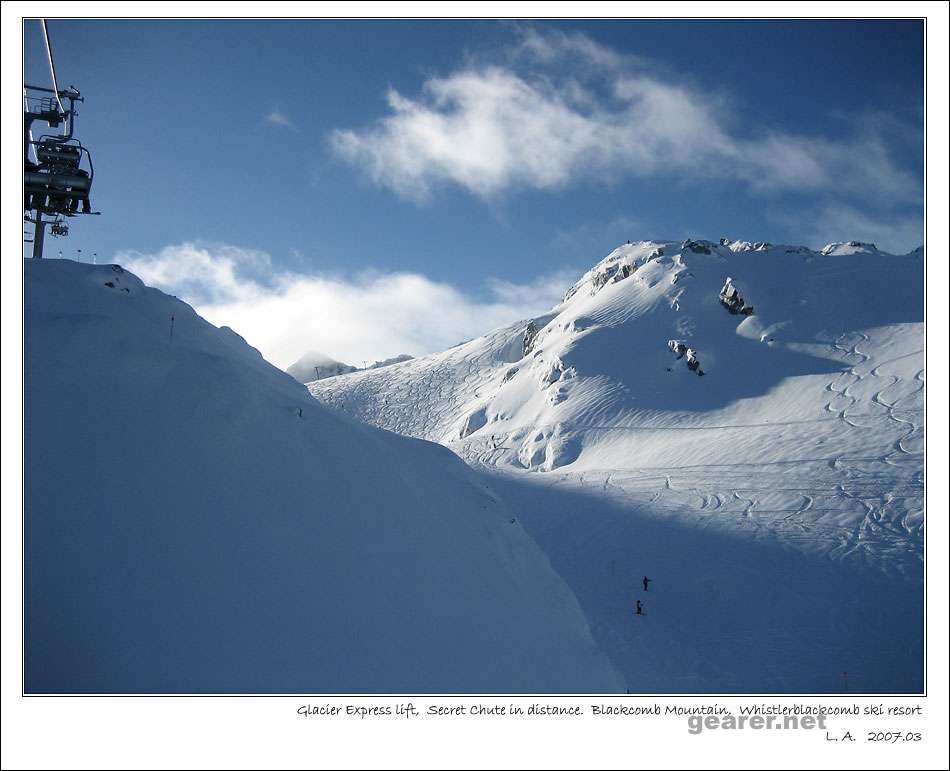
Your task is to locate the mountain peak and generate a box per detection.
[820,240,880,256]
[286,351,358,383]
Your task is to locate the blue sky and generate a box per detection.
[24,19,924,367]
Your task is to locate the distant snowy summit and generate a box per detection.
[719,237,774,252]
[286,351,358,382]
[287,351,413,383]
[722,236,924,258]
[810,239,924,257]
[819,240,880,256]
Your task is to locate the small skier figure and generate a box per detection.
[642,576,651,592]
[635,600,643,616]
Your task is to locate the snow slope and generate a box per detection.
[24,259,623,694]
[310,238,925,692]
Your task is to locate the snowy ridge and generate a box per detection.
[309,238,924,692]
[24,259,623,693]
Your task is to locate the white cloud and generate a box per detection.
[265,108,297,130]
[486,270,577,307]
[118,242,574,369]
[121,242,273,304]
[330,29,920,208]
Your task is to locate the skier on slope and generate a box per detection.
[642,576,651,592]
[635,600,643,616]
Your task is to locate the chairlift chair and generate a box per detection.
[25,135,94,216]
[49,217,69,237]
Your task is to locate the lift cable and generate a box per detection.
[40,19,66,128]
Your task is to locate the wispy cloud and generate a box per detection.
[118,242,573,369]
[550,214,642,255]
[330,28,921,211]
[770,204,923,255]
[265,108,298,131]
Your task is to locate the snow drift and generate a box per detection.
[24,259,623,694]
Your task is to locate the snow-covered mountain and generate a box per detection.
[286,350,358,382]
[310,238,925,692]
[819,240,883,257]
[286,351,415,384]
[24,259,623,694]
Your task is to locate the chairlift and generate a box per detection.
[50,217,69,237]
[24,82,98,258]
[24,86,96,217]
